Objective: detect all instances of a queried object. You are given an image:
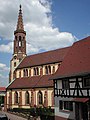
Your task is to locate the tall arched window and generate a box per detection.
[33,68,36,75]
[38,91,43,105]
[25,91,29,104]
[19,36,21,47]
[52,66,55,74]
[15,91,18,104]
[48,65,51,74]
[45,66,48,75]
[26,69,28,77]
[36,67,39,75]
[23,69,26,77]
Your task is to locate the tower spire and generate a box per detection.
[16,4,24,31]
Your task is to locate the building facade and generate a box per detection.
[6,5,70,110]
[52,37,90,120]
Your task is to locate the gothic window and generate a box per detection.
[45,66,48,75]
[62,79,69,89]
[13,71,16,79]
[25,91,29,104]
[83,77,90,87]
[15,91,18,104]
[23,69,26,77]
[19,41,21,47]
[33,68,36,75]
[19,36,21,41]
[51,91,54,106]
[14,62,16,67]
[26,69,28,77]
[38,91,43,105]
[23,69,28,77]
[52,66,55,73]
[19,36,22,47]
[48,65,51,74]
[36,67,39,75]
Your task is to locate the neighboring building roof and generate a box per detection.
[52,36,90,79]
[0,87,6,92]
[7,75,53,89]
[17,47,70,69]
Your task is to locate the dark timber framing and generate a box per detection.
[54,74,90,98]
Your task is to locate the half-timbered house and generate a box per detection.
[52,36,90,120]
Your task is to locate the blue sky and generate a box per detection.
[0,0,90,87]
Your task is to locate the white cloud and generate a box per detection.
[0,0,76,54]
[0,63,9,71]
[0,63,9,86]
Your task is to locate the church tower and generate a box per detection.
[9,5,26,82]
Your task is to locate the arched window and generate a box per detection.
[45,66,48,75]
[19,36,21,41]
[25,91,29,104]
[51,91,54,106]
[36,67,39,75]
[26,69,28,77]
[52,66,55,74]
[15,91,18,104]
[33,68,36,75]
[38,91,43,105]
[23,69,26,77]
[19,36,21,47]
[19,71,21,78]
[48,65,51,74]
[23,69,28,77]
[13,71,16,79]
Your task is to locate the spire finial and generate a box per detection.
[19,4,22,14]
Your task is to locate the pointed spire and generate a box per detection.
[16,5,24,31]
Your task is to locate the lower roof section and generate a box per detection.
[72,98,89,103]
[7,75,53,89]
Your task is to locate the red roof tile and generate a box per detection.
[0,87,6,91]
[52,36,90,79]
[7,75,53,89]
[17,47,70,69]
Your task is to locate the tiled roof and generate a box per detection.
[17,47,70,69]
[52,36,90,79]
[7,75,53,89]
[0,87,6,91]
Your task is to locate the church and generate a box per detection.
[5,5,70,110]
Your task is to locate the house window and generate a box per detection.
[83,77,90,87]
[59,101,73,111]
[15,92,18,104]
[25,91,29,104]
[62,79,69,89]
[64,101,73,111]
[38,91,43,104]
